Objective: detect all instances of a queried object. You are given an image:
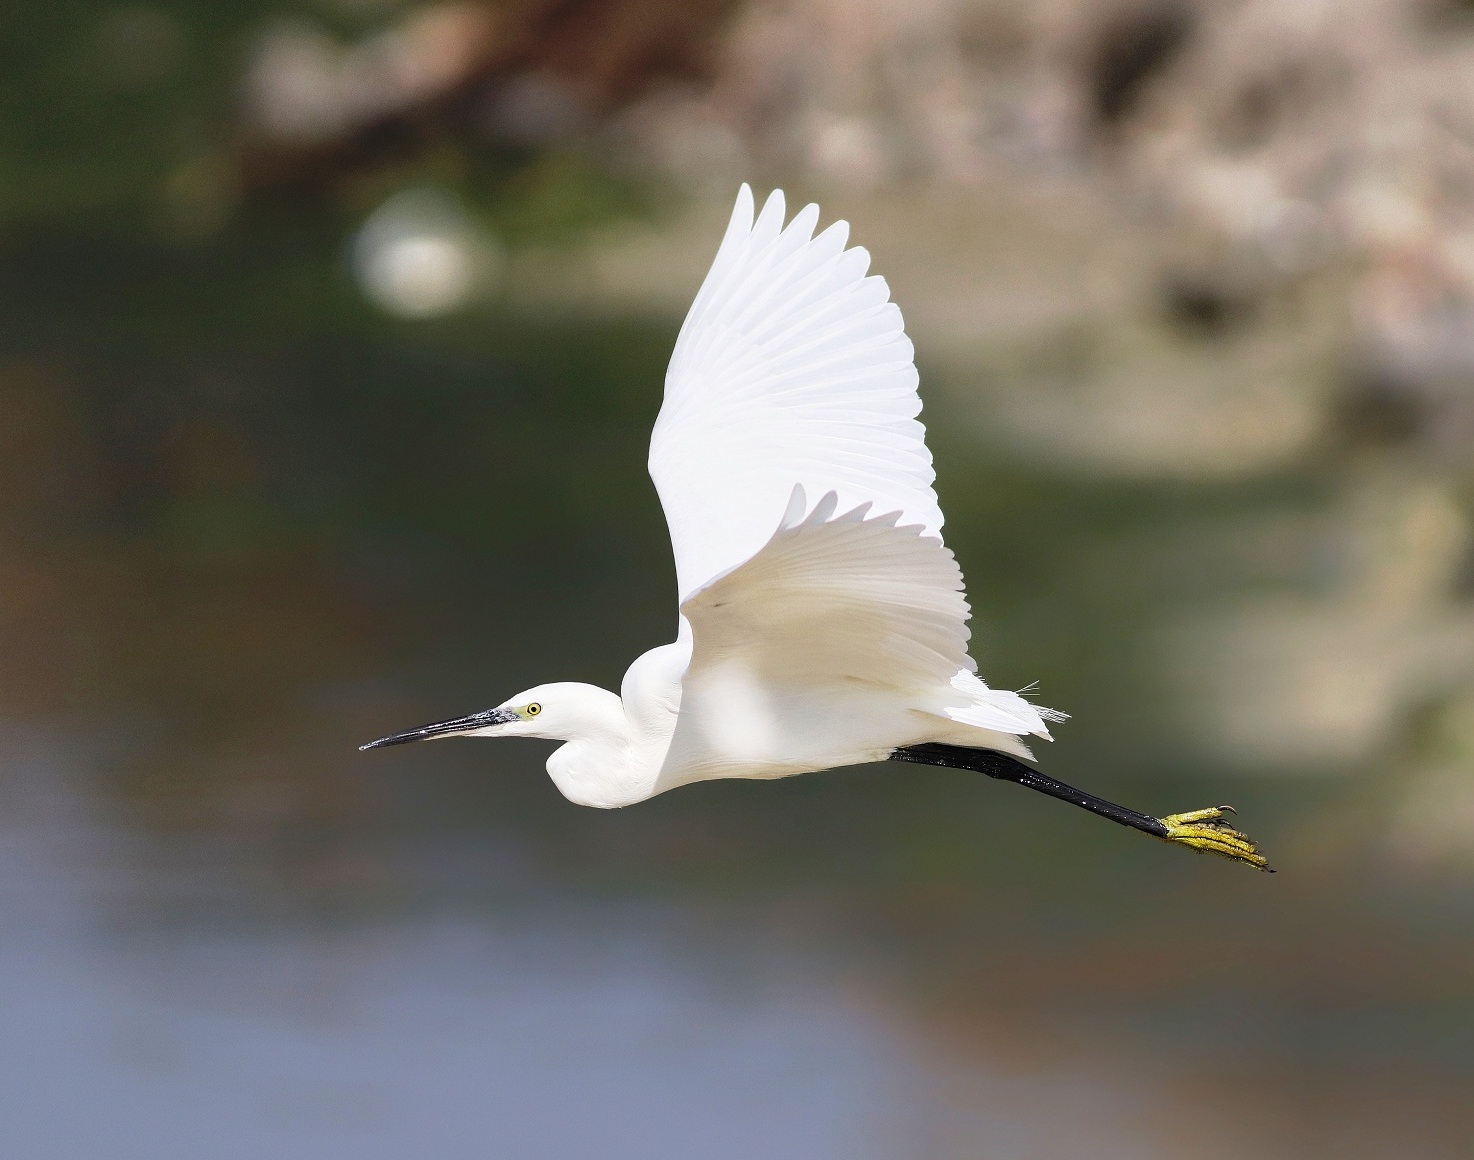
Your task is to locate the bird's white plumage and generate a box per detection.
[649,185,1058,771]
[365,185,1063,808]
[651,185,944,604]
[683,488,968,697]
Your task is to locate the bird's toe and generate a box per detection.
[1155,806,1274,872]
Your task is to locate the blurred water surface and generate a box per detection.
[0,199,1471,1160]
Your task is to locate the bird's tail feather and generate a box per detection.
[943,670,1064,739]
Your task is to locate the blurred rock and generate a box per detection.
[600,0,1474,457]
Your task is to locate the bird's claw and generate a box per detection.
[1154,806,1273,872]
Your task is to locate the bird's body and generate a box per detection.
[363,186,1271,871]
[511,609,1041,811]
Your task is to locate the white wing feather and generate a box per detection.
[678,490,1056,750]
[682,492,969,698]
[651,185,943,603]
[650,187,1061,747]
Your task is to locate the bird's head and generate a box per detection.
[359,682,625,750]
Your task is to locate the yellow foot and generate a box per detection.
[1154,806,1273,872]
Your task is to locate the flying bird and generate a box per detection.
[362,186,1270,871]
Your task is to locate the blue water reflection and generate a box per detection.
[0,731,929,1160]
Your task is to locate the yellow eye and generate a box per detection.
[525,703,541,717]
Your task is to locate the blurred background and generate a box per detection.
[2,1,1473,1156]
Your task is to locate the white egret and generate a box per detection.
[362,186,1270,871]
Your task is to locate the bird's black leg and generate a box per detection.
[890,743,1272,871]
[892,744,1168,834]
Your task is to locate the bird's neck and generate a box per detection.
[542,685,646,808]
[545,642,689,809]
[545,734,643,808]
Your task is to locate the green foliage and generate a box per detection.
[0,2,275,226]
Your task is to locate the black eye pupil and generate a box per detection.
[528,704,540,715]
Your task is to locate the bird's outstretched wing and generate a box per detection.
[650,185,944,604]
[651,187,1059,751]
[669,490,1051,778]
[682,489,969,699]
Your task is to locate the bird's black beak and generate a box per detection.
[359,707,520,750]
